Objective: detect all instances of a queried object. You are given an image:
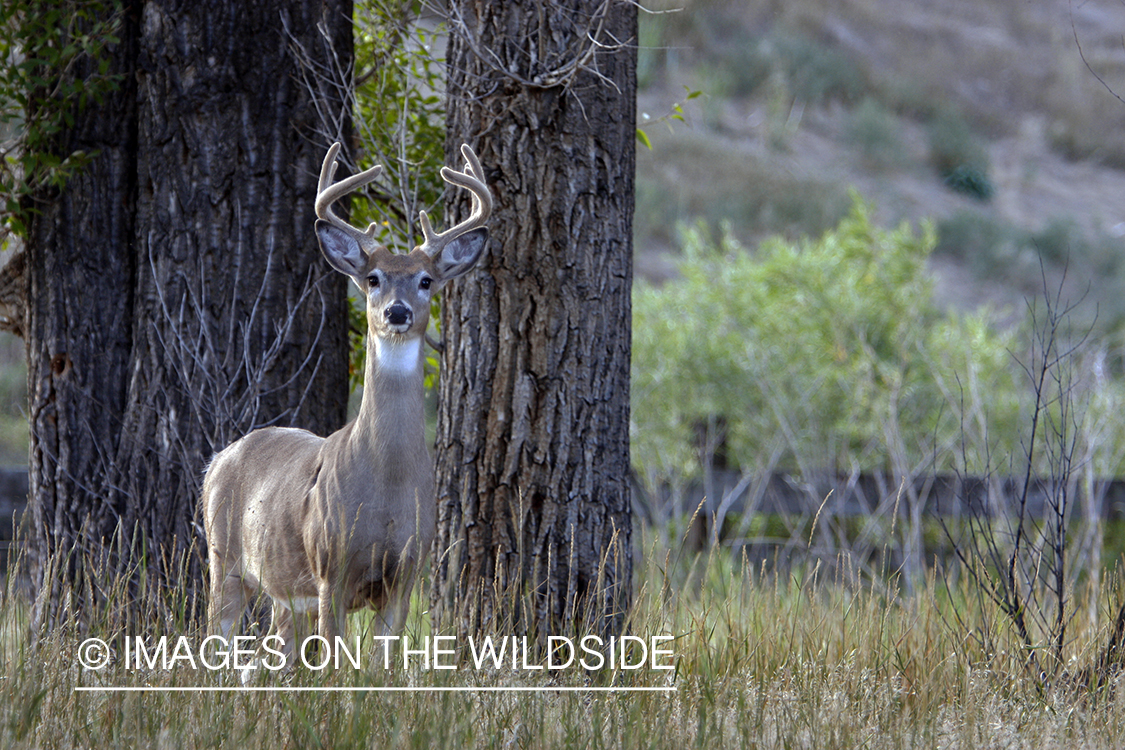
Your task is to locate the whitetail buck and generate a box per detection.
[202,142,490,677]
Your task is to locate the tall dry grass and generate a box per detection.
[5,524,1125,748]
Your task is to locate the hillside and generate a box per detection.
[634,0,1125,329]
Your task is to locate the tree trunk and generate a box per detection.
[432,0,636,640]
[25,0,354,630]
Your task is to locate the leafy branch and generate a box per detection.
[636,86,700,150]
[0,0,124,243]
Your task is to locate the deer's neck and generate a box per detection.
[352,335,427,455]
[372,336,424,378]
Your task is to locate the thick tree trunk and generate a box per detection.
[432,0,636,639]
[25,0,354,630]
[25,0,143,629]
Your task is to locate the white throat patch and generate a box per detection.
[374,337,422,376]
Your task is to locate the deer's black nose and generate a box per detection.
[385,303,412,326]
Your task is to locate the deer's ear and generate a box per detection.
[434,228,488,283]
[316,220,368,278]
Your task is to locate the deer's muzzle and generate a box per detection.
[385,303,412,328]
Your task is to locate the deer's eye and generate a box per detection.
[368,275,380,288]
[419,277,432,290]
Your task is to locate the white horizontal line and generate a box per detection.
[76,686,677,693]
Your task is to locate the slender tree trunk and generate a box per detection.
[432,0,636,639]
[25,0,354,630]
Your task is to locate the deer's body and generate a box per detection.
[203,346,431,627]
[202,144,489,677]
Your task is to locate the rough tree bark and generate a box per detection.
[24,0,354,629]
[432,0,636,639]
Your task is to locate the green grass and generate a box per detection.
[6,526,1125,748]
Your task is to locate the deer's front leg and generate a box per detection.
[317,580,347,654]
[382,569,416,637]
[210,571,248,641]
[238,600,293,685]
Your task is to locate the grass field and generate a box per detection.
[5,526,1125,749]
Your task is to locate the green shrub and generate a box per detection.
[631,196,1024,485]
[926,109,994,200]
[703,41,772,100]
[846,97,907,169]
[933,210,1013,274]
[935,211,1124,313]
[1028,217,1081,266]
[770,32,868,105]
[943,164,994,201]
[935,210,1089,276]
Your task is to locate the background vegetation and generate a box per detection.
[634,0,1125,329]
[632,199,1026,485]
[630,0,1125,511]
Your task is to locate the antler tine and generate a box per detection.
[418,143,493,259]
[315,142,383,241]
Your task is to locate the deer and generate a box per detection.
[201,141,491,679]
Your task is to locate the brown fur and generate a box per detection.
[201,143,489,678]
